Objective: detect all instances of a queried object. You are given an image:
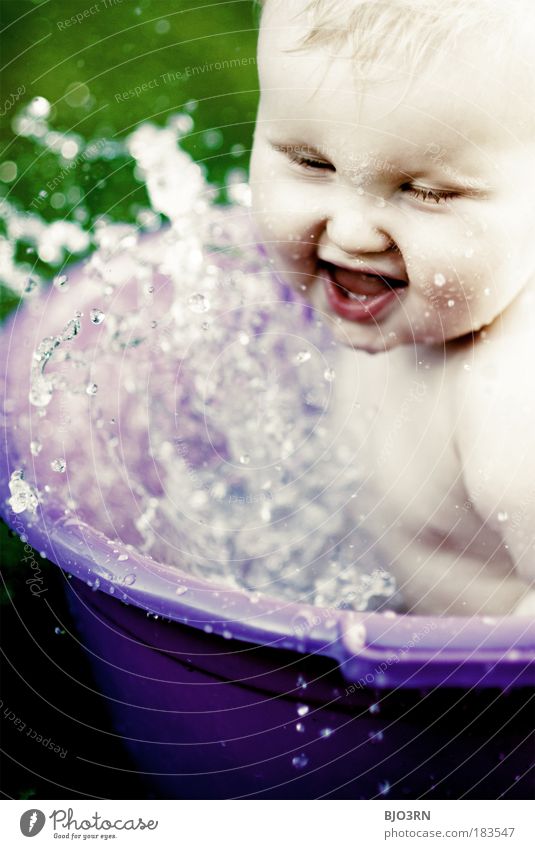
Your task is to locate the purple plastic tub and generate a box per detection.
[2,216,534,798]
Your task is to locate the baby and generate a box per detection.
[249,0,535,615]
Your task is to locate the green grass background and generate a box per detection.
[1,0,260,310]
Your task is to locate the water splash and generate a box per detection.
[7,470,39,514]
[4,110,400,614]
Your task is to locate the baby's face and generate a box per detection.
[250,3,535,351]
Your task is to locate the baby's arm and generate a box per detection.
[456,335,535,614]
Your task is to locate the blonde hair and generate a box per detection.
[259,0,534,81]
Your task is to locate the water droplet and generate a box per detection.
[86,383,98,396]
[51,458,67,473]
[297,675,307,690]
[297,704,309,717]
[90,308,105,325]
[7,470,39,514]
[54,627,65,636]
[29,96,51,118]
[33,336,61,365]
[378,780,390,796]
[24,274,41,295]
[117,553,129,561]
[239,454,250,465]
[292,753,309,770]
[175,585,188,595]
[369,702,380,715]
[368,730,384,743]
[30,440,42,456]
[188,292,210,313]
[222,629,233,639]
[53,274,69,290]
[238,332,250,345]
[62,315,81,340]
[433,273,446,287]
[447,299,455,308]
[497,511,508,523]
[294,350,311,365]
[345,622,367,651]
[122,574,136,586]
[295,722,305,733]
[29,374,54,408]
[483,288,491,296]
[324,367,335,382]
[319,727,333,738]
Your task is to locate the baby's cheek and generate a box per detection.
[260,188,313,244]
[251,193,284,251]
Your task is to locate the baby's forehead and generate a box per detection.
[258,0,535,113]
[260,0,533,50]
[258,4,535,151]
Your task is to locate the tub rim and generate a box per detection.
[2,493,534,690]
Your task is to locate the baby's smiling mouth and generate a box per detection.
[317,259,408,323]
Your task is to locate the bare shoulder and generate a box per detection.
[453,295,535,453]
[453,294,535,582]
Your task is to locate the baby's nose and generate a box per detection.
[326,206,392,256]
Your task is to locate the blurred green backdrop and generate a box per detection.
[1,0,260,309]
[1,0,260,178]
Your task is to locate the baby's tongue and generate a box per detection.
[333,267,391,296]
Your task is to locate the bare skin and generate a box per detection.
[251,1,535,614]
